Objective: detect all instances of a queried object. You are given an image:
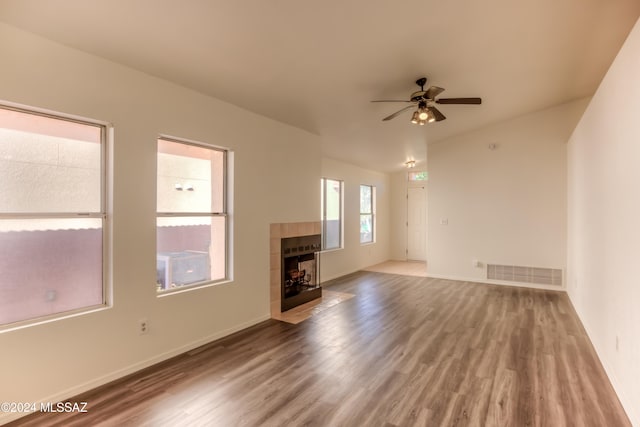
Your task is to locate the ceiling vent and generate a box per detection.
[487,264,562,286]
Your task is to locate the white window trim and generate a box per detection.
[156,136,230,295]
[0,102,110,331]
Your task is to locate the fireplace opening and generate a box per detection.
[281,234,321,311]
[283,253,318,298]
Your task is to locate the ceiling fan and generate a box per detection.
[372,77,481,125]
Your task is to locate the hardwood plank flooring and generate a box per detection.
[363,260,428,277]
[7,272,630,426]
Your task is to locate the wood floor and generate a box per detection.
[8,272,630,426]
[363,260,428,277]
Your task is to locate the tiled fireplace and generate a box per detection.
[270,221,322,317]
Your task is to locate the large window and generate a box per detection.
[0,104,106,327]
[156,137,228,292]
[360,185,375,244]
[321,178,343,250]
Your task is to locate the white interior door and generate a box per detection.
[407,186,427,261]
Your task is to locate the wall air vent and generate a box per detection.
[487,264,562,286]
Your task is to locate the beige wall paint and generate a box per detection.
[0,23,321,422]
[320,157,390,281]
[567,17,640,426]
[426,98,589,287]
[390,171,409,260]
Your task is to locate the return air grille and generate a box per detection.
[487,264,562,286]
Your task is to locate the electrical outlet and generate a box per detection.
[139,318,148,335]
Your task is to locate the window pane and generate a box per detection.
[157,137,228,293]
[408,171,428,181]
[324,220,340,249]
[323,179,341,250]
[156,216,226,291]
[0,108,102,213]
[360,185,372,213]
[325,179,340,221]
[359,185,374,244]
[0,218,103,325]
[360,214,373,243]
[157,139,224,213]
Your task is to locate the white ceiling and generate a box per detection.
[1,0,639,172]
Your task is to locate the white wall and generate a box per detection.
[427,98,589,287]
[0,23,321,422]
[390,171,409,260]
[320,157,390,281]
[567,17,640,426]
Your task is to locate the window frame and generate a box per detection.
[0,102,109,329]
[156,135,229,294]
[408,171,428,181]
[359,184,375,244]
[321,177,343,251]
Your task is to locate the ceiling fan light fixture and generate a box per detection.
[373,76,481,125]
[427,110,436,123]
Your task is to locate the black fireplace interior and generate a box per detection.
[281,234,321,311]
[283,253,316,298]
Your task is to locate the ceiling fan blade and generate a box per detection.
[425,86,445,99]
[382,105,415,121]
[436,97,482,105]
[429,106,446,122]
[371,100,413,103]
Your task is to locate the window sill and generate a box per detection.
[0,303,111,334]
[320,247,343,254]
[157,278,232,297]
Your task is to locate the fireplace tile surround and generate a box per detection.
[270,221,321,317]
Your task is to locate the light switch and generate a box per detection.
[440,218,448,225]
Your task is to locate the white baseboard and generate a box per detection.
[425,272,566,292]
[0,314,271,426]
[324,269,565,292]
[566,296,638,427]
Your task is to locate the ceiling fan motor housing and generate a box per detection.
[411,91,429,102]
[411,77,429,101]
